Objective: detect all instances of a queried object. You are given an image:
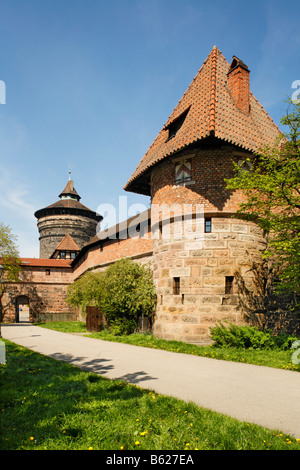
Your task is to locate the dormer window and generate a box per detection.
[165,107,190,142]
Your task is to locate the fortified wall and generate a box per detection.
[72,210,153,279]
[3,259,75,323]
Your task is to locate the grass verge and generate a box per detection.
[37,321,300,372]
[1,340,299,450]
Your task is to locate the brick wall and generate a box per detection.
[73,229,153,279]
[151,145,251,212]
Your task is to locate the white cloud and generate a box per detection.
[0,165,38,257]
[0,166,35,221]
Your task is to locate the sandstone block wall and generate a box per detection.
[152,215,266,344]
[37,214,99,258]
[3,266,76,323]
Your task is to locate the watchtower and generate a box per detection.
[124,47,281,344]
[34,177,102,259]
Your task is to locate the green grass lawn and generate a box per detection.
[37,321,300,372]
[1,340,299,450]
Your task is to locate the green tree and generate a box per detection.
[226,99,300,296]
[100,258,156,334]
[67,258,156,335]
[66,271,106,314]
[0,222,21,336]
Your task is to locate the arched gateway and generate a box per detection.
[15,295,30,323]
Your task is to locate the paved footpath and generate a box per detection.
[2,323,300,438]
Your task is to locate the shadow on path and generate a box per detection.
[50,352,114,375]
[114,370,158,385]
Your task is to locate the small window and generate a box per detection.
[205,218,212,233]
[159,221,163,238]
[70,252,76,259]
[165,107,190,141]
[60,251,66,259]
[173,277,180,295]
[45,269,50,276]
[225,276,234,294]
[175,159,192,184]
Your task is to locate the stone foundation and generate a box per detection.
[152,214,266,344]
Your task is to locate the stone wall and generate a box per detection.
[3,265,76,323]
[152,214,266,344]
[37,213,99,258]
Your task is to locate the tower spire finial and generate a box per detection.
[68,166,71,181]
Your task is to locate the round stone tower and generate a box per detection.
[34,177,102,259]
[124,47,281,344]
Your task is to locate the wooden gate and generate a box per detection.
[86,306,105,332]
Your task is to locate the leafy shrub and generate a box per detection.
[107,317,138,336]
[210,321,279,350]
[66,271,106,313]
[100,259,156,334]
[67,258,156,335]
[273,333,300,351]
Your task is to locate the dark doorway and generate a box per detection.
[15,296,30,322]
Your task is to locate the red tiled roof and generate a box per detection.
[34,198,102,221]
[40,198,95,211]
[59,180,81,200]
[20,258,72,268]
[124,46,282,195]
[54,234,80,251]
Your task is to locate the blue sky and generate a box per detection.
[0,0,299,257]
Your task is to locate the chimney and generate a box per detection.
[227,56,250,114]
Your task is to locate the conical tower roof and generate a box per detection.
[59,179,81,201]
[124,46,282,195]
[34,178,102,222]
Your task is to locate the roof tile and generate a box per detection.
[54,234,80,251]
[20,258,72,268]
[124,47,281,195]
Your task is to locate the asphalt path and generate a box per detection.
[2,323,300,439]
